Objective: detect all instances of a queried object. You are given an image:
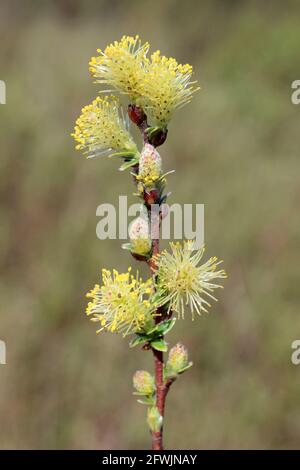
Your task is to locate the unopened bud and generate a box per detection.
[147,406,163,433]
[133,370,155,395]
[128,104,147,126]
[146,127,168,147]
[129,215,152,256]
[167,343,189,373]
[144,188,160,206]
[138,144,162,187]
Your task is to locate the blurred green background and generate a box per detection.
[0,0,300,449]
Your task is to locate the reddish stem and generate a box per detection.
[152,349,164,450]
[148,210,170,450]
[151,353,174,450]
[129,104,173,450]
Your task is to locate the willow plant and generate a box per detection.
[72,35,226,450]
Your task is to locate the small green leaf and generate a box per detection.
[109,151,137,159]
[178,362,193,374]
[151,339,168,352]
[121,243,132,251]
[157,318,176,335]
[119,159,139,171]
[145,126,160,136]
[129,335,148,348]
[164,369,177,381]
[147,318,176,337]
[161,169,175,179]
[137,396,156,406]
[145,126,166,138]
[148,292,163,307]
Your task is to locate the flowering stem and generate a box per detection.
[146,201,166,450]
[76,39,223,452]
[129,105,173,451]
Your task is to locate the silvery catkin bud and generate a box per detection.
[128,214,152,256]
[133,370,155,395]
[138,143,162,187]
[147,406,163,433]
[167,343,189,373]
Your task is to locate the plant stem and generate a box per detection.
[152,348,164,450]
[129,105,172,450]
[148,208,168,450]
[151,348,174,450]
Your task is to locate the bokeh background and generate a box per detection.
[0,0,300,449]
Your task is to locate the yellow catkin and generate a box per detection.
[140,51,199,126]
[155,241,227,319]
[90,35,149,101]
[85,268,156,336]
[71,95,137,158]
[89,36,199,127]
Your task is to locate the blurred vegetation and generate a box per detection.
[0,0,300,449]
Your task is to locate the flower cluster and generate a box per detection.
[86,268,155,336]
[89,35,199,127]
[155,241,227,319]
[72,95,138,163]
[89,36,149,101]
[139,51,198,127]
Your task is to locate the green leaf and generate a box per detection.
[149,292,163,306]
[164,368,177,381]
[178,362,193,374]
[151,339,168,352]
[121,243,132,251]
[145,126,164,138]
[109,151,137,159]
[161,169,175,179]
[157,318,176,335]
[129,335,148,348]
[147,318,176,337]
[133,389,152,396]
[119,159,139,171]
[137,396,156,406]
